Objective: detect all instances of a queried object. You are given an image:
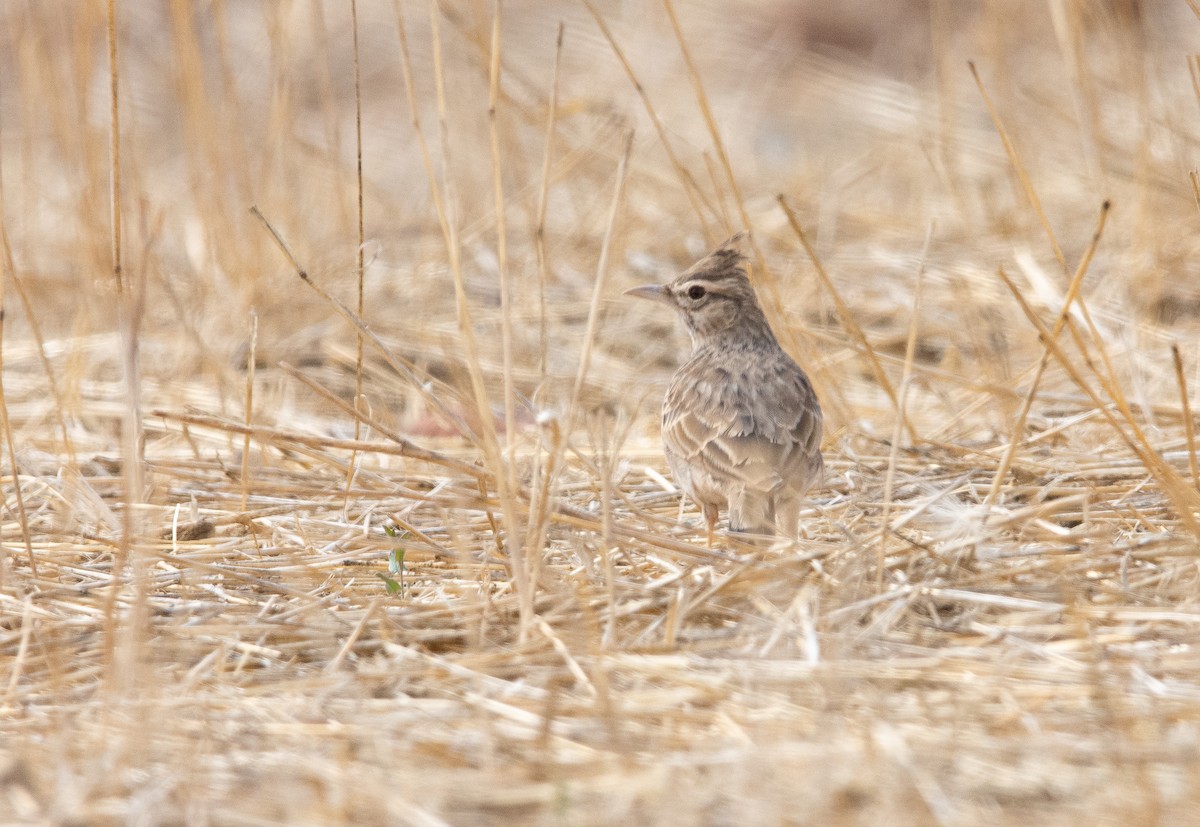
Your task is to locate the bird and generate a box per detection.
[625,233,823,545]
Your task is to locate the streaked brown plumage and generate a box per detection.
[626,234,823,543]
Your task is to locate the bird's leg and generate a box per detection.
[703,504,718,548]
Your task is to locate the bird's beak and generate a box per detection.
[624,284,670,304]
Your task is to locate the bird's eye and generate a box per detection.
[687,285,706,300]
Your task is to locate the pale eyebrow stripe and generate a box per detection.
[679,276,739,293]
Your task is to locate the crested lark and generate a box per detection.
[626,234,823,544]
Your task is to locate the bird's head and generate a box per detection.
[625,233,771,344]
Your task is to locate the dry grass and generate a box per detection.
[3,0,1200,823]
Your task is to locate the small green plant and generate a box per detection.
[377,524,408,597]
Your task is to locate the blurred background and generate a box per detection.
[3,0,1198,450]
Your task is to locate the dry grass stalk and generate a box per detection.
[533,22,565,383]
[349,0,368,496]
[985,200,1110,507]
[779,193,910,439]
[1172,343,1199,488]
[581,0,716,237]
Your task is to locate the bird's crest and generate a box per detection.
[682,232,749,284]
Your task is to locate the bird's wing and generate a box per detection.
[663,355,823,501]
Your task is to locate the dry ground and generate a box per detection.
[3,0,1200,824]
